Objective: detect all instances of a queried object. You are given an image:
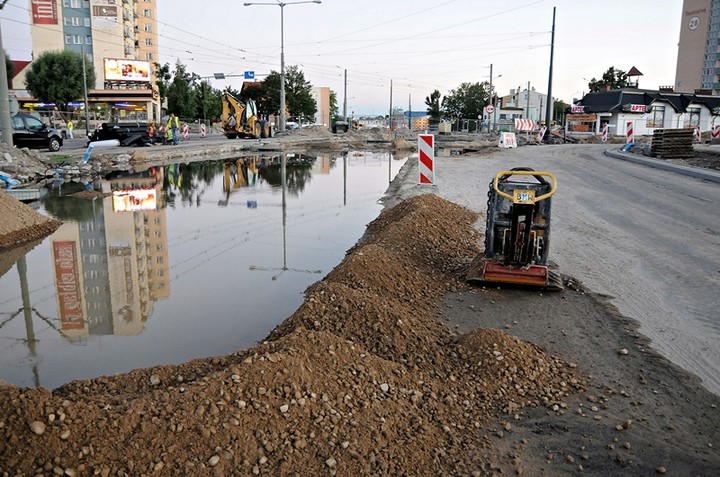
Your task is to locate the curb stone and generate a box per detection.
[604,148,720,184]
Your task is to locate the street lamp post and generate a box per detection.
[488,64,502,132]
[243,0,321,132]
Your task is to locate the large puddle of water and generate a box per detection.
[0,151,408,389]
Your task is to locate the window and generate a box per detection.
[646,105,665,128]
[85,18,91,27]
[143,9,151,17]
[143,24,152,32]
[86,35,92,44]
[688,106,701,127]
[145,52,153,60]
[65,34,73,44]
[145,38,152,46]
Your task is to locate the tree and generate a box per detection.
[195,80,222,122]
[587,67,628,92]
[166,61,198,119]
[263,65,317,122]
[329,90,340,122]
[5,50,12,82]
[24,50,95,110]
[153,62,172,117]
[425,90,441,121]
[441,82,487,120]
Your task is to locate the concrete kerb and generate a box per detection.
[604,148,720,184]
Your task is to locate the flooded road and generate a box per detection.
[0,151,407,389]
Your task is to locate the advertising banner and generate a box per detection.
[104,58,151,82]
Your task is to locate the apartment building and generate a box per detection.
[675,0,720,94]
[14,0,160,123]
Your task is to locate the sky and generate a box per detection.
[1,0,683,115]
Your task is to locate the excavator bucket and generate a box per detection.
[466,168,563,290]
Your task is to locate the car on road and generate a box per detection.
[9,113,63,151]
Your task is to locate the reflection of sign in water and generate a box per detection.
[112,189,157,212]
[53,241,84,330]
[104,58,151,82]
[92,5,118,27]
[31,0,58,25]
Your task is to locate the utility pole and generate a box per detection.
[0,0,13,146]
[526,81,530,119]
[343,69,347,122]
[408,94,411,130]
[81,44,91,137]
[388,79,393,132]
[544,6,556,134]
[488,64,493,132]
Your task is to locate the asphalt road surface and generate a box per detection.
[398,143,720,396]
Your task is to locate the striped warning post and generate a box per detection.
[713,124,720,140]
[694,126,701,143]
[626,121,634,144]
[200,123,207,137]
[182,124,190,139]
[418,134,435,185]
[537,126,547,142]
[602,123,609,143]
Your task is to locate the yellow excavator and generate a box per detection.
[221,91,273,139]
[466,167,563,290]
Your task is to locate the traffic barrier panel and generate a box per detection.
[418,134,435,185]
[626,121,634,144]
[499,132,517,148]
[602,124,609,143]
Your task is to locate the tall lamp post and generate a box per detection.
[488,64,502,132]
[243,0,321,132]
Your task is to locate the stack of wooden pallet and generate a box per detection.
[650,128,694,159]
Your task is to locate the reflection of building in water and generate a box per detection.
[51,167,169,339]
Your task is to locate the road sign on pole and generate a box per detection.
[485,104,495,115]
[244,71,255,80]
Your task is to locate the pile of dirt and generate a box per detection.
[0,194,585,476]
[0,190,61,249]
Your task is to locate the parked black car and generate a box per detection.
[88,122,152,147]
[10,113,63,151]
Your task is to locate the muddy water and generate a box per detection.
[0,151,407,389]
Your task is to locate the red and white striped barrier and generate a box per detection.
[182,124,190,139]
[418,134,435,185]
[694,126,701,143]
[626,121,634,144]
[514,118,536,132]
[712,124,720,140]
[602,123,609,143]
[200,123,207,137]
[538,126,547,142]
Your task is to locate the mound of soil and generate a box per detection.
[0,190,61,250]
[0,194,585,476]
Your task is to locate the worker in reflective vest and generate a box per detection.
[167,113,180,145]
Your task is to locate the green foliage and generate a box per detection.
[5,50,12,80]
[153,62,171,115]
[24,50,95,108]
[329,90,340,121]
[425,90,441,120]
[441,82,487,120]
[263,66,317,122]
[166,61,198,119]
[195,80,222,121]
[587,67,628,92]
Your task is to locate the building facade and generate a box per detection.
[675,0,720,94]
[13,0,160,126]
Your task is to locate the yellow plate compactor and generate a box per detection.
[466,167,563,290]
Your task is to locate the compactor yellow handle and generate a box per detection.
[493,170,557,203]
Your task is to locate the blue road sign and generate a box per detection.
[244,71,255,80]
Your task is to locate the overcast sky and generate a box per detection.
[2,0,683,115]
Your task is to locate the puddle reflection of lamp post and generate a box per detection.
[243,1,322,132]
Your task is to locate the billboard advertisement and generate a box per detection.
[31,0,58,25]
[112,189,158,212]
[52,241,85,331]
[104,58,151,82]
